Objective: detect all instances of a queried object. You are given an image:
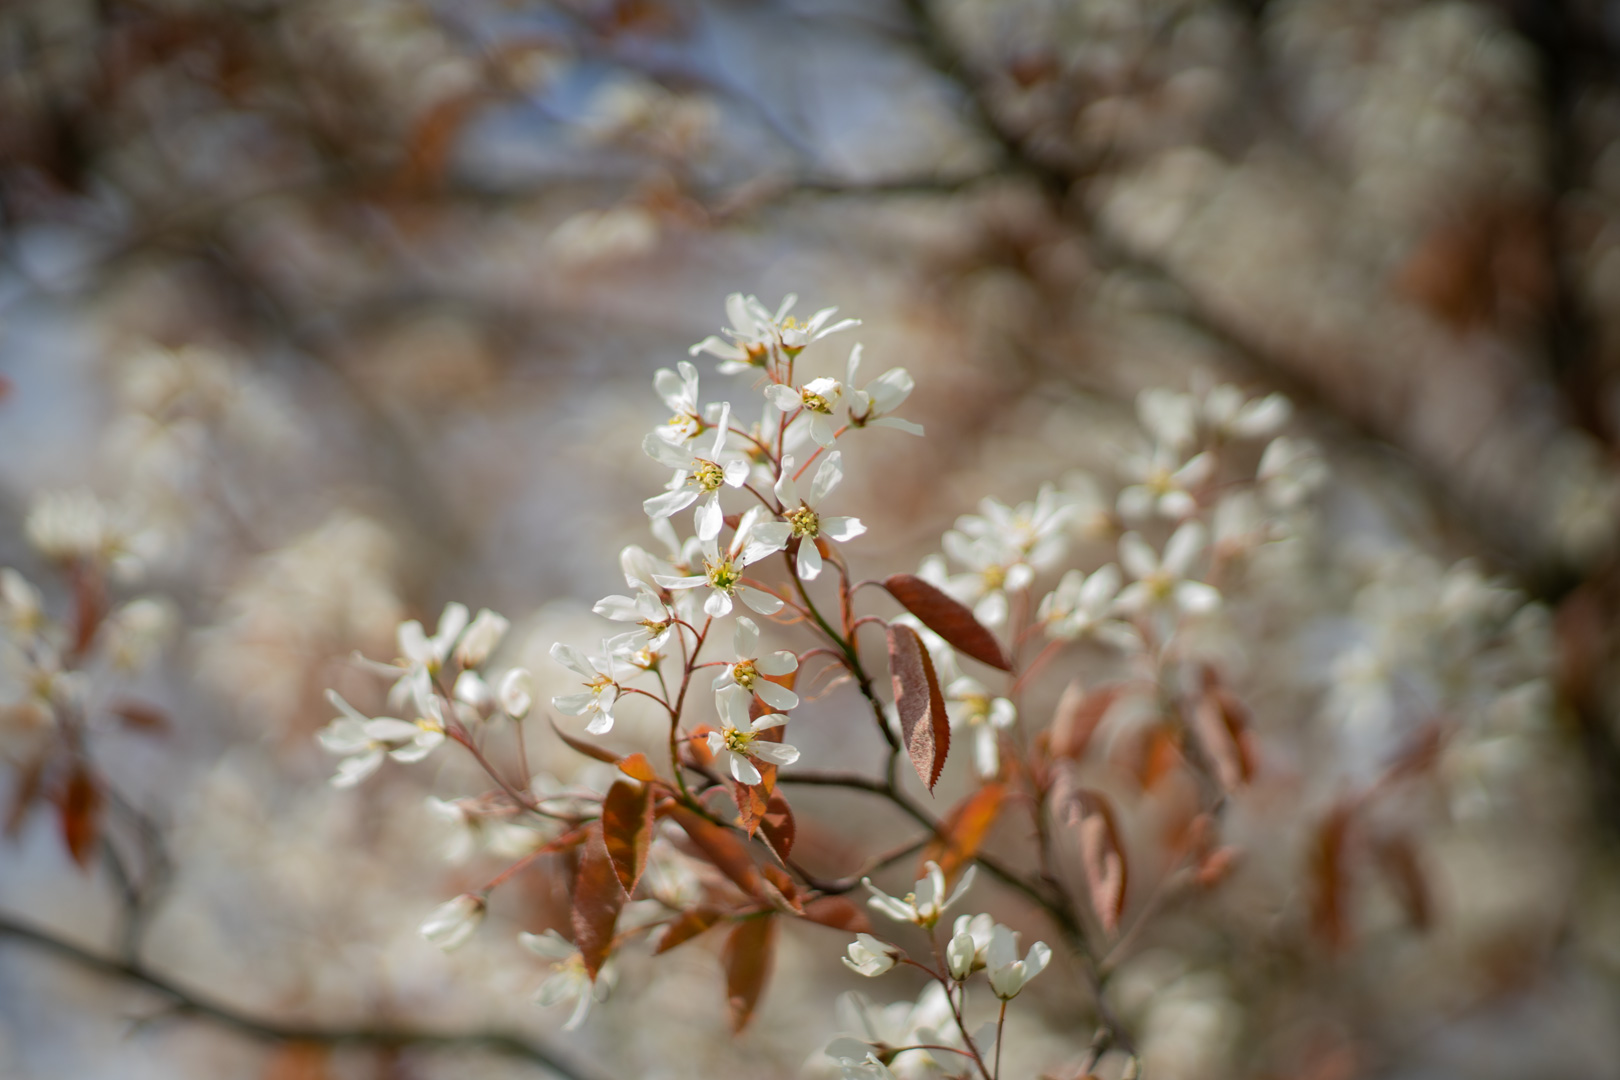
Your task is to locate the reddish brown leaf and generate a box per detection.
[601,779,652,895]
[69,562,107,661]
[5,753,47,839]
[618,752,658,784]
[759,791,796,859]
[1310,802,1355,951]
[1054,777,1127,935]
[550,720,621,765]
[670,806,765,899]
[1192,687,1256,791]
[887,624,951,790]
[721,915,777,1033]
[1375,833,1431,931]
[57,764,101,870]
[1049,681,1124,761]
[655,907,723,954]
[109,699,171,735]
[800,896,870,935]
[922,782,1007,882]
[571,826,625,979]
[762,864,804,914]
[883,574,1011,671]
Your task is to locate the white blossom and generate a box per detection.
[842,933,899,977]
[644,401,749,542]
[985,923,1051,999]
[1116,445,1213,520]
[845,344,924,435]
[713,616,799,710]
[549,642,622,734]
[1203,385,1291,439]
[418,893,485,951]
[318,690,443,787]
[943,674,1016,779]
[1137,388,1199,450]
[863,860,975,929]
[650,359,704,444]
[593,586,676,651]
[521,929,614,1031]
[498,667,534,719]
[706,683,800,785]
[398,602,469,675]
[946,913,996,979]
[921,539,1031,629]
[1116,523,1221,616]
[764,376,845,447]
[656,506,786,618]
[751,452,866,580]
[454,608,509,669]
[1039,564,1138,648]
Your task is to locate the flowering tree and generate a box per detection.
[0,2,1611,1078]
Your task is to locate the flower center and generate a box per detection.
[786,505,820,538]
[961,693,991,722]
[731,659,758,690]
[693,459,726,492]
[706,557,741,593]
[723,727,755,753]
[801,389,832,414]
[587,673,614,694]
[981,564,1007,591]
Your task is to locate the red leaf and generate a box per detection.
[601,779,652,895]
[550,720,621,765]
[57,764,101,870]
[5,754,47,839]
[922,782,1007,882]
[109,699,171,735]
[759,791,796,859]
[721,916,776,1032]
[886,624,951,790]
[69,562,107,661]
[1050,681,1124,761]
[883,574,1011,671]
[669,806,765,899]
[1192,687,1256,791]
[1310,802,1355,950]
[800,896,870,934]
[570,826,625,979]
[1375,832,1431,931]
[655,907,723,954]
[1053,776,1127,935]
[618,753,658,783]
[761,864,804,914]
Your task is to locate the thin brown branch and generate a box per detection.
[0,911,603,1080]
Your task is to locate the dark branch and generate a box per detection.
[0,911,604,1080]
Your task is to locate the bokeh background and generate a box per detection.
[4,1,1620,1078]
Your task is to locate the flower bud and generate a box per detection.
[841,933,898,977]
[455,608,509,668]
[419,893,485,951]
[498,667,534,719]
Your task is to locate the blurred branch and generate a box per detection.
[0,911,604,1080]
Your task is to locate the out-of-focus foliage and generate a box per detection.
[3,1,1620,1079]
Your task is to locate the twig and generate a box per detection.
[0,911,603,1080]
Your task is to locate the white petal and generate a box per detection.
[756,681,799,711]
[716,684,752,730]
[751,740,800,766]
[733,616,760,658]
[585,708,615,735]
[756,651,798,676]
[644,487,698,521]
[739,587,783,615]
[810,451,843,506]
[809,414,837,447]
[1118,533,1159,580]
[728,751,762,786]
[550,642,595,679]
[796,538,823,581]
[1163,521,1207,576]
[871,416,924,435]
[764,384,800,412]
[694,493,724,542]
[820,516,865,542]
[1175,581,1221,613]
[774,460,800,506]
[704,589,733,617]
[332,750,385,787]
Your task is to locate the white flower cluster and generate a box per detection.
[547,293,925,783]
